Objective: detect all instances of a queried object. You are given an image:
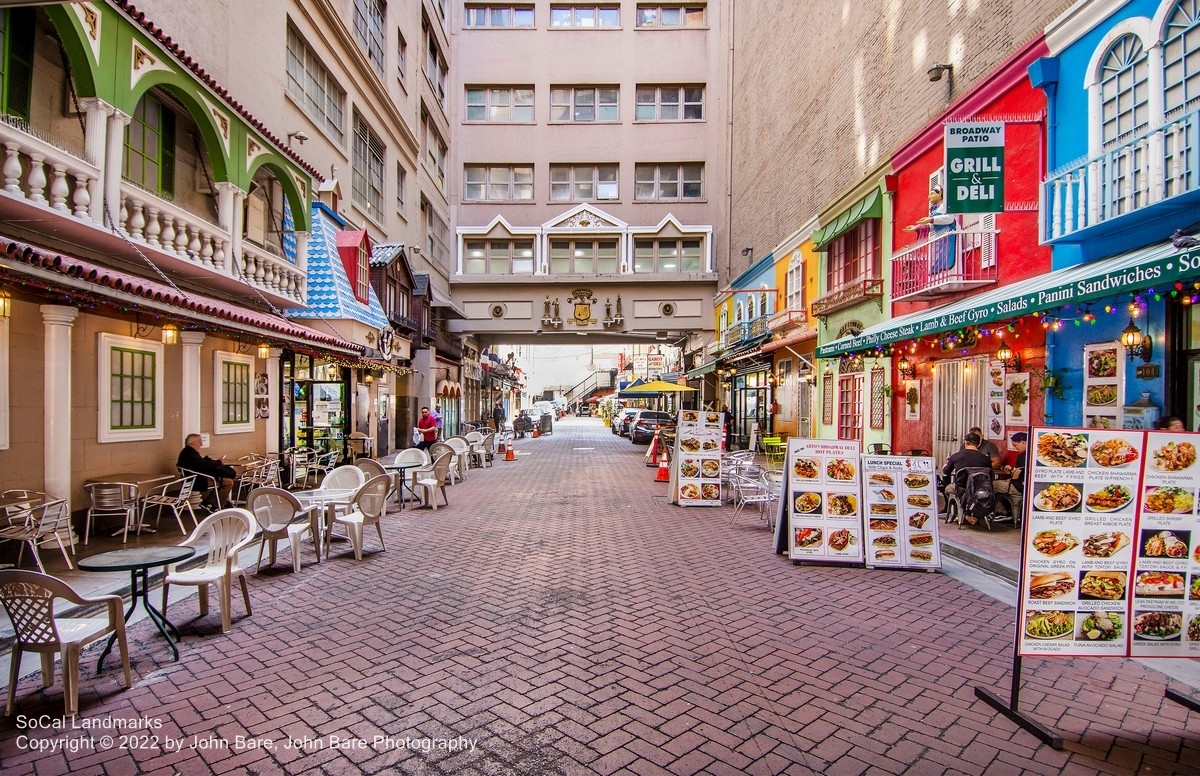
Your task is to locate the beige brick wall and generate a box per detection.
[720,0,1071,285]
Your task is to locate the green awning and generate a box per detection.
[686,359,717,379]
[815,241,1185,358]
[812,189,883,251]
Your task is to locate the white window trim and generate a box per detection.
[0,318,8,450]
[98,332,164,443]
[213,350,256,435]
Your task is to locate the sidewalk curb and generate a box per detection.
[939,537,1018,584]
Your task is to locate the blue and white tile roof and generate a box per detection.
[284,203,388,329]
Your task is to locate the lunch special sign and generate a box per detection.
[1019,427,1200,658]
[861,455,941,570]
[785,439,865,563]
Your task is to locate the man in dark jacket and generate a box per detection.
[942,432,993,516]
[177,433,236,508]
[492,401,506,431]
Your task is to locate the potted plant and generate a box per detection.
[1030,366,1068,400]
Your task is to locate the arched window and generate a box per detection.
[760,288,769,317]
[1163,1,1200,116]
[1099,34,1150,146]
[735,300,745,323]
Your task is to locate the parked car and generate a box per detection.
[576,403,592,416]
[611,408,639,436]
[629,410,676,444]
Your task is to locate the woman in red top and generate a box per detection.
[416,406,438,450]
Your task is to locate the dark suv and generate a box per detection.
[629,410,676,444]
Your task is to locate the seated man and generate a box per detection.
[964,426,1004,472]
[994,431,1028,520]
[177,433,235,508]
[942,432,993,524]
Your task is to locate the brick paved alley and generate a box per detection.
[1,419,1197,774]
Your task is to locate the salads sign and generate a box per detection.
[816,247,1200,357]
[1019,427,1200,658]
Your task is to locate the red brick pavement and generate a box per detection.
[1,419,1197,774]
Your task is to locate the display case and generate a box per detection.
[282,353,348,455]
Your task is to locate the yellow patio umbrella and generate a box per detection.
[621,379,696,393]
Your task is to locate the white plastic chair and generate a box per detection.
[414,451,453,510]
[320,465,366,492]
[326,475,390,560]
[162,508,255,633]
[245,488,317,573]
[0,570,131,716]
[445,436,472,480]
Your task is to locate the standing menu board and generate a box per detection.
[1019,427,1200,658]
[861,455,941,570]
[786,439,864,563]
[673,410,724,507]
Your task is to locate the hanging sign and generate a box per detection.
[944,122,1005,214]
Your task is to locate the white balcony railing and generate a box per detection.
[241,241,305,302]
[0,115,97,221]
[891,228,998,301]
[1043,107,1198,241]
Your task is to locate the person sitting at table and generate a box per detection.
[994,431,1027,520]
[942,432,993,523]
[962,426,1003,472]
[177,433,236,508]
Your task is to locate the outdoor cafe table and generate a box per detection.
[291,488,356,556]
[380,461,424,509]
[77,545,197,667]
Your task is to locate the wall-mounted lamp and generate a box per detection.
[824,363,833,377]
[257,342,271,360]
[896,355,916,379]
[364,372,373,384]
[995,339,1021,371]
[286,130,308,145]
[161,323,179,345]
[1120,318,1153,363]
[0,289,10,319]
[767,373,777,386]
[927,62,953,82]
[740,246,753,257]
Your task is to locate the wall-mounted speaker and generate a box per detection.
[491,304,506,318]
[660,302,676,316]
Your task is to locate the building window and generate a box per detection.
[550,86,618,122]
[124,94,175,197]
[214,351,254,434]
[397,30,407,81]
[466,86,534,122]
[424,117,446,187]
[1099,34,1149,146]
[396,163,406,208]
[352,114,385,220]
[463,240,535,274]
[464,164,534,201]
[98,333,163,443]
[786,250,804,310]
[465,4,535,27]
[633,239,702,272]
[634,163,703,200]
[635,85,703,120]
[0,7,35,123]
[287,26,345,142]
[353,0,386,75]
[425,200,449,264]
[825,220,880,291]
[550,5,619,28]
[550,164,618,201]
[635,4,706,28]
[549,239,618,273]
[356,241,370,301]
[837,374,863,441]
[425,26,447,105]
[1165,6,1200,116]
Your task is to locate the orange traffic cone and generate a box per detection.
[497,436,507,454]
[532,425,540,438]
[645,431,659,467]
[505,441,516,461]
[655,447,671,482]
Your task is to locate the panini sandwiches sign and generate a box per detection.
[817,248,1194,357]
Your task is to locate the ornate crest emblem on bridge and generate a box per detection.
[570,288,598,326]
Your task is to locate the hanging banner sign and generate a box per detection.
[944,122,1005,214]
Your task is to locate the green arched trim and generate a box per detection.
[247,155,311,233]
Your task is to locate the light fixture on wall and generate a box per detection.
[161,323,179,345]
[927,62,953,82]
[0,289,10,318]
[257,342,271,360]
[896,355,916,379]
[823,362,833,377]
[364,372,373,384]
[1120,318,1153,363]
[995,339,1021,371]
[285,130,308,145]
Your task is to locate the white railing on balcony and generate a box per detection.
[0,115,97,221]
[119,182,229,270]
[240,241,305,303]
[1043,107,1197,241]
[891,228,998,301]
[768,308,806,331]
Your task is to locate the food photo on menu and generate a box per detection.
[1035,431,1089,468]
[1132,610,1184,642]
[1032,481,1083,513]
[1024,610,1075,641]
[1140,528,1191,559]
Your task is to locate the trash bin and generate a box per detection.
[539,413,553,435]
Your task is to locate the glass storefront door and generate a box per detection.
[732,367,770,449]
[282,353,349,455]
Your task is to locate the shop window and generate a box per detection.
[98,333,164,443]
[214,351,254,434]
[124,94,175,197]
[0,8,34,123]
[837,374,863,440]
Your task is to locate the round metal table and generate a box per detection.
[77,545,197,668]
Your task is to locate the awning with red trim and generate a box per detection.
[761,328,818,354]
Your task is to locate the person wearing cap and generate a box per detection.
[995,432,1028,521]
[941,432,993,520]
[903,183,959,273]
[962,425,1003,472]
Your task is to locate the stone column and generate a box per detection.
[266,348,282,456]
[103,109,130,230]
[180,331,206,441]
[78,97,113,224]
[214,181,241,277]
[41,305,78,503]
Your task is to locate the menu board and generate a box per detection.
[673,410,724,507]
[986,360,1006,440]
[1083,342,1123,430]
[1018,427,1200,658]
[861,455,941,570]
[786,439,864,563]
